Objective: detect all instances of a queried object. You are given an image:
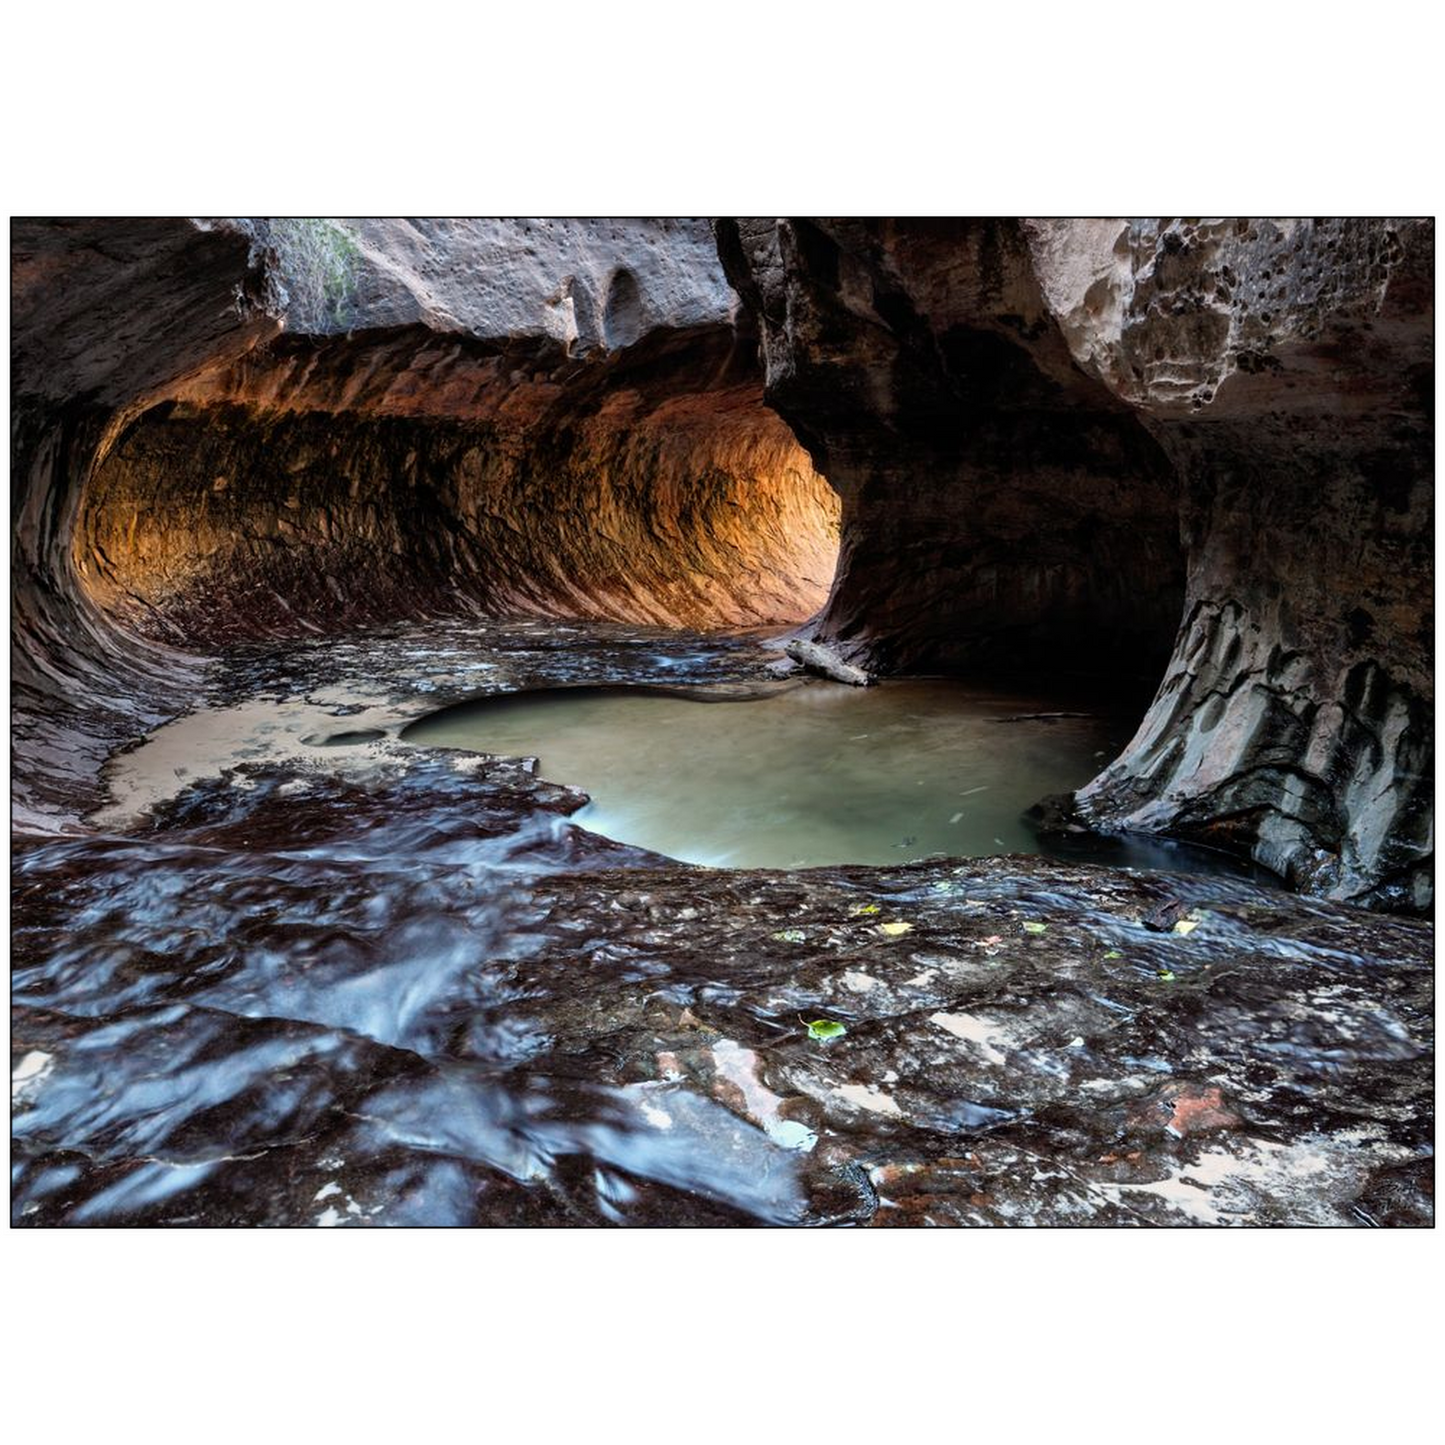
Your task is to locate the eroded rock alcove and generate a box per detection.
[78,324,838,645]
[13,218,839,823]
[718,218,1433,909]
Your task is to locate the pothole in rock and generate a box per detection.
[401,680,1268,877]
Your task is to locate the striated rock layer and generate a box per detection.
[12,218,837,823]
[12,219,278,828]
[78,331,836,645]
[718,218,1433,908]
[11,216,1434,909]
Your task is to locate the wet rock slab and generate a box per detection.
[13,717,1433,1226]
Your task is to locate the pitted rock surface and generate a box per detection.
[219,217,737,348]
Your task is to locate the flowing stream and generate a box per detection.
[19,627,1379,1230]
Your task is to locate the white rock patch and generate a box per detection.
[930,1012,1009,1067]
[834,1083,903,1117]
[12,1051,55,1103]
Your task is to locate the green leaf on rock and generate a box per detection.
[852,903,882,916]
[1157,969,1176,982]
[805,1018,848,1042]
[1104,949,1123,959]
[1022,921,1048,934]
[772,928,807,943]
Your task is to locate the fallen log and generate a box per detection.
[783,639,874,687]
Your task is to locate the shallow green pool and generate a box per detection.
[402,679,1134,869]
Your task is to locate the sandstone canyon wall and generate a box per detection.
[11,218,837,824]
[717,218,1432,909]
[11,216,1434,911]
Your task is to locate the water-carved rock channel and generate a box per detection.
[11,218,1433,1227]
[13,622,1430,1227]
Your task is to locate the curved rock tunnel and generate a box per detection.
[12,217,1436,910]
[12,218,842,820]
[10,216,1436,1229]
[75,334,840,644]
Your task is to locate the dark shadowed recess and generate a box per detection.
[717,216,1433,911]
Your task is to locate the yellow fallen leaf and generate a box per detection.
[1173,918,1199,936]
[877,921,914,937]
[852,903,882,915]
